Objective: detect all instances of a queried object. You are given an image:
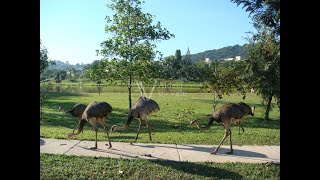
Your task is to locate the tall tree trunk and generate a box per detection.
[264,95,273,121]
[40,105,42,120]
[213,91,217,111]
[128,66,132,113]
[128,85,132,110]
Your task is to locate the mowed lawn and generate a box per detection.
[41,153,280,179]
[40,92,280,145]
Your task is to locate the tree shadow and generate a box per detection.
[108,135,136,141]
[41,105,130,130]
[151,160,243,179]
[73,143,246,178]
[189,116,280,130]
[45,97,127,113]
[45,92,87,99]
[192,98,271,110]
[41,97,279,134]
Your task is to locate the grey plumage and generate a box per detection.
[190,102,255,155]
[211,102,254,125]
[130,96,160,119]
[82,101,112,120]
[111,96,160,143]
[59,103,87,118]
[59,103,87,133]
[68,101,113,149]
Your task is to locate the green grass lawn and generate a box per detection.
[40,153,280,179]
[40,92,280,145]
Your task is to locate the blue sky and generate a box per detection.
[40,0,255,65]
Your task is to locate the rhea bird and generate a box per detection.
[110,96,160,144]
[190,102,255,155]
[67,101,113,149]
[58,103,87,133]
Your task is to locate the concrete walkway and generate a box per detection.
[40,138,280,163]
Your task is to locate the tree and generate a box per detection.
[246,29,280,121]
[231,0,280,36]
[199,59,248,111]
[181,47,194,80]
[175,49,182,63]
[99,0,174,110]
[55,70,67,83]
[40,82,53,120]
[40,39,49,74]
[89,60,110,95]
[232,0,280,121]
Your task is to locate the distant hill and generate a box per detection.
[182,44,248,63]
[48,60,90,71]
[49,44,248,69]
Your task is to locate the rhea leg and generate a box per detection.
[131,119,143,145]
[236,121,244,134]
[240,124,244,133]
[146,119,152,142]
[90,128,98,149]
[72,119,81,133]
[98,118,112,148]
[235,121,244,134]
[90,118,98,149]
[226,129,233,154]
[211,129,230,154]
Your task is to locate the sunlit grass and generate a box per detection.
[40,153,280,179]
[40,92,279,145]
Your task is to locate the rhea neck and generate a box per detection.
[58,107,67,113]
[111,115,133,132]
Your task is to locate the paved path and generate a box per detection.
[40,138,280,163]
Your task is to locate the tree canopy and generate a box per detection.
[96,0,174,109]
[232,0,280,120]
[40,39,49,75]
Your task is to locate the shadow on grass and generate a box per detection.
[41,94,279,134]
[41,105,130,130]
[186,116,280,130]
[72,143,245,178]
[110,135,137,140]
[41,110,279,139]
[46,92,87,99]
[192,98,269,108]
[45,97,128,114]
[151,160,243,179]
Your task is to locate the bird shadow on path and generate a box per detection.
[131,143,268,158]
[75,144,172,160]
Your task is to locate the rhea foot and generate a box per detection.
[211,150,218,155]
[105,143,112,149]
[90,146,97,150]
